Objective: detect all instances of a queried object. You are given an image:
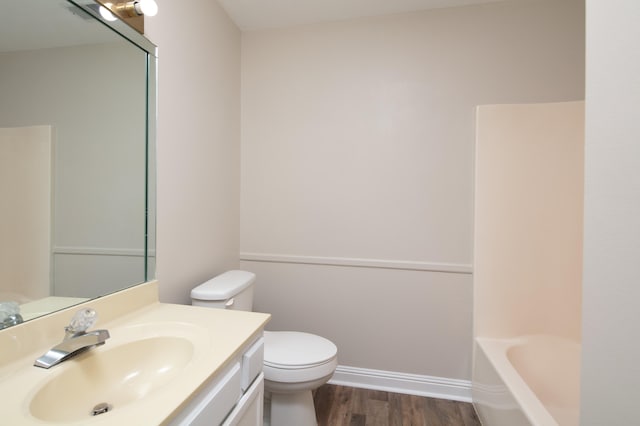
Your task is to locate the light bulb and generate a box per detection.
[135,0,158,17]
[99,3,118,21]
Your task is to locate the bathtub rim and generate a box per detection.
[475,336,572,426]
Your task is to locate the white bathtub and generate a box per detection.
[473,335,580,426]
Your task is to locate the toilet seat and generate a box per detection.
[263,331,338,383]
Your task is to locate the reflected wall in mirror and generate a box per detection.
[0,0,156,327]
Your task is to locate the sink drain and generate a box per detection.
[91,402,112,416]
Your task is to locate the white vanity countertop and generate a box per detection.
[0,282,270,425]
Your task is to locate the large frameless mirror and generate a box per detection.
[0,0,156,328]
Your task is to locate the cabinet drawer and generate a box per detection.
[223,373,264,426]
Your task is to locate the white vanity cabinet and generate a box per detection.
[169,335,265,426]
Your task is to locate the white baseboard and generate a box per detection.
[328,365,472,403]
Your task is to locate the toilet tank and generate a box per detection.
[191,270,255,311]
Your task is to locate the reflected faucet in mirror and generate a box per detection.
[0,302,24,330]
[34,308,110,369]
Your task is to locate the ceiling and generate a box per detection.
[217,0,518,31]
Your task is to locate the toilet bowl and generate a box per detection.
[263,331,337,425]
[191,270,338,426]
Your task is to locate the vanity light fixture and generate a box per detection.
[94,0,156,34]
[108,0,158,18]
[99,3,118,21]
[99,0,158,21]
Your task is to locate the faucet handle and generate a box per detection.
[66,308,98,333]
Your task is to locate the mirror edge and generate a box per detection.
[146,48,157,282]
[73,0,158,284]
[69,0,158,284]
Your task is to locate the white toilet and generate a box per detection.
[191,270,338,426]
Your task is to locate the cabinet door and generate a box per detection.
[242,338,264,392]
[169,362,242,426]
[223,373,264,426]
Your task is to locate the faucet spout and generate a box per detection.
[34,329,110,369]
[34,309,110,369]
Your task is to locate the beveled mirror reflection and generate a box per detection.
[0,0,156,327]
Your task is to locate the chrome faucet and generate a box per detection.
[0,312,23,329]
[34,308,110,369]
[0,301,23,330]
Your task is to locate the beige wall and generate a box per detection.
[581,0,640,423]
[474,101,584,341]
[144,1,242,304]
[241,0,584,380]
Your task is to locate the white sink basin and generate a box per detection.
[29,336,194,422]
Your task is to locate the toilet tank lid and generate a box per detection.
[191,270,256,301]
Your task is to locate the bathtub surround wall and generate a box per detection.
[240,0,584,396]
[581,0,640,423]
[144,0,242,304]
[472,101,584,425]
[0,126,51,300]
[474,101,584,341]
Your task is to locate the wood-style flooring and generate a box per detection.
[313,384,481,426]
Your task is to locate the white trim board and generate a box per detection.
[52,247,155,257]
[328,365,472,402]
[240,253,472,274]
